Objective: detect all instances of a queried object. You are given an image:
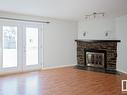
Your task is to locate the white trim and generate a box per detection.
[117,69,127,74]
[42,64,75,70]
[0,65,75,76]
[42,24,44,68]
[0,68,41,76]
[0,70,21,76]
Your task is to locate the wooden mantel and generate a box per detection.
[75,39,121,43]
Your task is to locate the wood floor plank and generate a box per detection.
[0,67,127,95]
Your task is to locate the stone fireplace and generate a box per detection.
[75,40,120,71]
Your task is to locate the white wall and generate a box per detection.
[0,11,77,68]
[116,15,127,74]
[78,18,116,40]
[44,20,77,68]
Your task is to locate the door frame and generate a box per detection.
[22,22,43,72]
[0,20,22,74]
[0,20,43,74]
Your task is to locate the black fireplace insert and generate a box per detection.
[84,49,107,69]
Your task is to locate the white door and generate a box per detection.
[2,26,18,68]
[0,20,43,73]
[0,20,21,73]
[23,23,43,71]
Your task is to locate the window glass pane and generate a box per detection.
[3,27,17,49]
[26,27,38,66]
[3,26,17,68]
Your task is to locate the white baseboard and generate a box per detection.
[0,70,21,76]
[117,69,127,74]
[0,69,42,76]
[0,65,75,76]
[42,64,75,70]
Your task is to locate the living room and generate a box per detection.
[0,0,127,95]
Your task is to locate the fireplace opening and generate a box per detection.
[84,49,106,69]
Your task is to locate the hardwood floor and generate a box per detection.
[0,67,127,95]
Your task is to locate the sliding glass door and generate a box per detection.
[2,26,18,68]
[23,24,42,71]
[0,21,20,73]
[0,20,43,73]
[26,27,39,66]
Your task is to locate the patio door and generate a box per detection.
[22,23,43,71]
[0,20,21,73]
[0,20,43,74]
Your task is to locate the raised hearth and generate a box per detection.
[75,39,120,71]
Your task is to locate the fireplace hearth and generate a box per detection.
[75,39,120,72]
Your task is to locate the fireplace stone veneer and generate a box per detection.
[75,40,120,70]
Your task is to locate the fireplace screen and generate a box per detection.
[86,51,105,68]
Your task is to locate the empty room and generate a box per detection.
[0,0,127,95]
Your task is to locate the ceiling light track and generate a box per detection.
[85,12,105,20]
